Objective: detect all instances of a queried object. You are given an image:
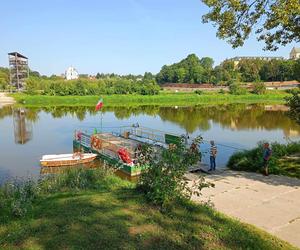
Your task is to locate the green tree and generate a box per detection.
[238,59,263,82]
[200,57,214,70]
[286,92,300,124]
[259,60,281,81]
[201,0,300,51]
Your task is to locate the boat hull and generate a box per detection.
[40,154,97,167]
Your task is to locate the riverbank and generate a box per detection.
[0,168,296,250]
[11,91,289,107]
[0,92,15,107]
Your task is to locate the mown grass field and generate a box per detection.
[0,169,297,250]
[11,91,289,107]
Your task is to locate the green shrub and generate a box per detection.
[218,88,225,94]
[137,136,213,208]
[252,82,266,95]
[227,142,300,177]
[194,90,203,95]
[25,77,160,96]
[229,83,247,95]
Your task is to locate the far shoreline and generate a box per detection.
[10,91,289,108]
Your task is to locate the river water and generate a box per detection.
[0,104,299,183]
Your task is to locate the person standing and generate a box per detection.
[263,143,272,176]
[209,140,217,171]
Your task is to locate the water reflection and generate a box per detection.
[13,109,33,144]
[1,104,298,137]
[0,103,299,182]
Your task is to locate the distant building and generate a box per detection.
[225,56,284,67]
[8,52,29,91]
[290,47,300,60]
[65,66,79,80]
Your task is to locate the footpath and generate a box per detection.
[0,92,15,107]
[188,170,300,248]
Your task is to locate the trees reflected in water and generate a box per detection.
[1,104,299,137]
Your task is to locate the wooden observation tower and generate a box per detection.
[8,52,29,91]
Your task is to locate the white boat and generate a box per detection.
[40,153,97,167]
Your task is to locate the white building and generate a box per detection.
[290,47,300,60]
[65,66,79,80]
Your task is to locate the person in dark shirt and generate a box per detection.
[263,143,272,176]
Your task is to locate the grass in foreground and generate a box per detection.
[11,91,289,107]
[0,168,296,249]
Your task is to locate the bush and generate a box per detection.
[218,88,225,94]
[194,90,203,95]
[137,136,213,208]
[229,83,247,95]
[25,77,160,96]
[227,142,300,177]
[0,168,121,218]
[252,82,266,95]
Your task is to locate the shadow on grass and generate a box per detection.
[0,188,295,250]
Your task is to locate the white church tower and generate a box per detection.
[65,66,79,80]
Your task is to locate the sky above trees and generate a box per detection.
[0,0,297,76]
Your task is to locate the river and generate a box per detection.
[0,104,299,183]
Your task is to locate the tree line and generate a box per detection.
[1,54,300,94]
[156,54,300,85]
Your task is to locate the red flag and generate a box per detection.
[95,98,103,111]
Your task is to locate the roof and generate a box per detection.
[8,52,28,59]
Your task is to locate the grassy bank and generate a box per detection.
[0,168,296,249]
[228,142,300,178]
[11,91,289,107]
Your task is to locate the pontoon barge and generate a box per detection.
[73,126,184,176]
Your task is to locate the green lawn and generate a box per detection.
[0,173,296,250]
[11,91,289,107]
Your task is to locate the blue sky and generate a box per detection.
[0,0,297,76]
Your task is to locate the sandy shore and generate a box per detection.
[0,92,15,107]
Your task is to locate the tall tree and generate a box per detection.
[201,0,300,50]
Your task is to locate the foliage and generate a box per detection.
[194,89,204,95]
[228,141,300,178]
[24,77,160,96]
[252,82,267,95]
[286,91,300,124]
[156,54,214,84]
[0,168,122,218]
[0,67,9,90]
[137,136,213,208]
[219,88,226,94]
[229,82,247,95]
[201,0,300,51]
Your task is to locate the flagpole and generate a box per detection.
[100,109,103,132]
